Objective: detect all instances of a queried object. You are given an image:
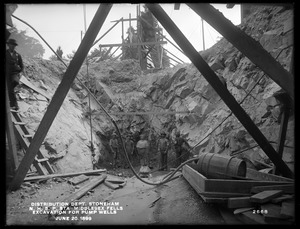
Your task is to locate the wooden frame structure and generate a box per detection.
[6,3,294,190]
[182,165,293,204]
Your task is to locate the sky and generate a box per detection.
[11,3,241,64]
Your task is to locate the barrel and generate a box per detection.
[196,153,246,179]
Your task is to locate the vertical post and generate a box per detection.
[137,4,141,68]
[5,86,19,171]
[201,18,205,50]
[121,17,124,58]
[9,4,113,190]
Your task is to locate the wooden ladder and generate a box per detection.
[10,109,55,175]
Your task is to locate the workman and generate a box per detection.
[136,133,150,167]
[109,132,119,168]
[147,128,156,168]
[6,38,24,110]
[122,132,134,169]
[157,132,169,171]
[174,132,191,167]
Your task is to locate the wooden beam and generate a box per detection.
[146,4,294,179]
[5,86,19,171]
[19,76,51,100]
[250,190,283,204]
[99,41,167,48]
[9,4,113,191]
[246,168,293,182]
[67,174,89,185]
[163,48,184,63]
[228,197,254,209]
[24,169,107,182]
[188,3,294,101]
[62,174,107,204]
[251,184,294,194]
[111,18,137,22]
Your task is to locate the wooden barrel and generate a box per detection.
[196,153,246,179]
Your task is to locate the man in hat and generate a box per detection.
[109,132,119,169]
[157,131,169,171]
[174,131,191,167]
[6,38,24,110]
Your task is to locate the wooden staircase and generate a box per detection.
[10,109,54,175]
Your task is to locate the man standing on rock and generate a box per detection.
[157,132,169,171]
[6,38,24,110]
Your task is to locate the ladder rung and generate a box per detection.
[35,158,49,163]
[13,121,25,125]
[23,134,33,138]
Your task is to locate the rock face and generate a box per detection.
[14,5,294,175]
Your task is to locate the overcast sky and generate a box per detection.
[11,3,241,64]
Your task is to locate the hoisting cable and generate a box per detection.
[12,14,183,186]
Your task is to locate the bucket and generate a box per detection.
[196,153,246,179]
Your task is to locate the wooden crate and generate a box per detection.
[182,165,293,203]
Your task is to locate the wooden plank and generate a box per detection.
[251,184,294,194]
[199,195,228,204]
[104,180,120,190]
[6,89,19,171]
[233,207,255,215]
[250,190,283,204]
[105,178,126,184]
[13,121,25,125]
[187,3,294,100]
[246,168,294,182]
[147,4,294,179]
[228,197,254,209]
[99,41,167,48]
[280,201,295,219]
[200,192,250,198]
[271,194,293,204]
[67,174,89,185]
[182,165,206,194]
[24,169,107,182]
[19,76,51,100]
[205,178,292,194]
[62,174,107,203]
[9,4,112,191]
